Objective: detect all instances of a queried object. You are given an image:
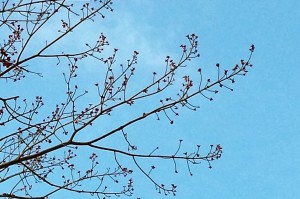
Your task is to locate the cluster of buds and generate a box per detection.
[182,75,193,89]
[0,48,12,68]
[9,24,23,43]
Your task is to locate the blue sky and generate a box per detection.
[1,0,300,198]
[92,1,300,198]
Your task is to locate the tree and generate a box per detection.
[0,1,254,198]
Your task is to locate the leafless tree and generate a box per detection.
[0,0,254,198]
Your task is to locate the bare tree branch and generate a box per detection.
[0,1,255,198]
